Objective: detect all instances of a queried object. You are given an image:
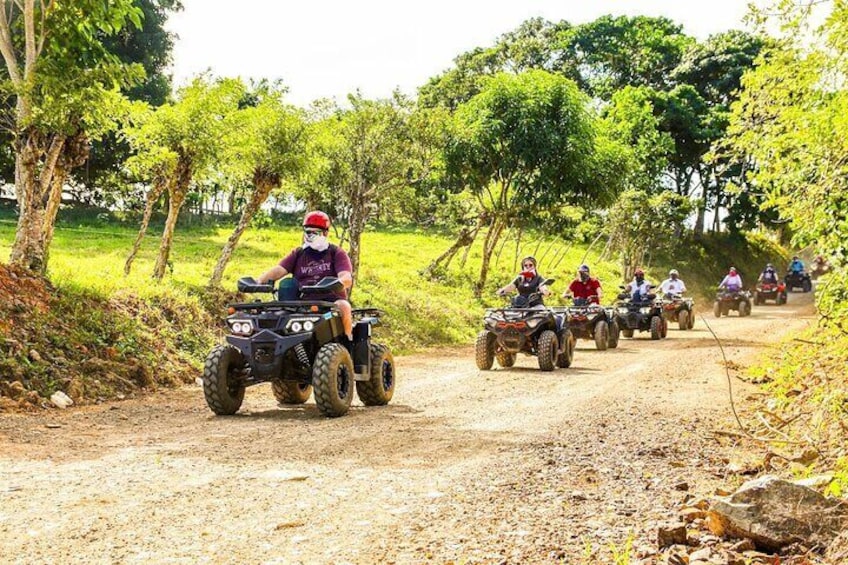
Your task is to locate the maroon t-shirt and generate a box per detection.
[569,278,602,302]
[279,245,353,301]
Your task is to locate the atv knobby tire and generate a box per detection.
[556,330,574,368]
[537,330,558,371]
[355,343,395,406]
[660,317,668,338]
[621,328,634,339]
[678,310,689,330]
[713,301,722,318]
[496,351,516,368]
[738,301,750,317]
[607,320,620,349]
[475,330,495,370]
[650,316,662,340]
[312,343,354,417]
[778,293,787,305]
[688,311,695,329]
[272,381,312,405]
[594,320,609,351]
[203,345,246,415]
[803,280,812,293]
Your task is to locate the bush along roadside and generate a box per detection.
[0,264,218,410]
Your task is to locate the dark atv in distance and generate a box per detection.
[713,288,753,318]
[558,295,619,351]
[661,293,695,330]
[784,270,812,293]
[754,280,787,305]
[202,276,395,418]
[613,286,668,340]
[476,279,574,372]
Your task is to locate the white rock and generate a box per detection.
[50,391,73,409]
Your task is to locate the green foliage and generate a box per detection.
[728,0,848,328]
[605,189,693,278]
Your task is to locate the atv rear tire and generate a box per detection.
[621,328,634,339]
[661,318,668,338]
[713,301,722,318]
[312,343,354,417]
[802,280,812,293]
[650,316,662,340]
[678,310,690,330]
[355,343,395,406]
[594,320,609,351]
[607,320,620,349]
[202,345,246,415]
[272,381,312,405]
[475,331,495,370]
[778,292,787,305]
[496,351,516,368]
[556,330,574,368]
[688,310,695,329]
[537,330,558,371]
[739,301,750,317]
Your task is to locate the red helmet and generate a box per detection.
[634,268,644,276]
[303,210,330,230]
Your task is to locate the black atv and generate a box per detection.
[661,293,695,330]
[713,288,753,318]
[476,280,574,371]
[613,287,667,340]
[558,296,620,351]
[784,270,812,293]
[202,276,396,418]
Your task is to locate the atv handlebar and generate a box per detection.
[238,276,274,294]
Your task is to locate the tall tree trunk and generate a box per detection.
[208,174,278,288]
[42,134,89,265]
[347,184,368,289]
[153,158,192,281]
[475,216,506,297]
[9,132,66,273]
[694,166,709,238]
[124,177,168,275]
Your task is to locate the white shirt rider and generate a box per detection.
[627,277,652,300]
[660,277,687,295]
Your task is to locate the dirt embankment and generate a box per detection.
[0,291,817,563]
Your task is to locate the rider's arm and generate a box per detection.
[258,265,288,284]
[498,282,517,295]
[338,271,353,290]
[679,281,687,293]
[539,284,551,296]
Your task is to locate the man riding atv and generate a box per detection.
[257,211,354,341]
[715,266,752,317]
[563,263,602,305]
[625,268,653,301]
[659,269,686,297]
[755,263,787,305]
[496,256,551,307]
[758,264,780,284]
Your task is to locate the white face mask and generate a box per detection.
[303,232,329,252]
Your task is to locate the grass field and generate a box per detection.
[0,208,787,355]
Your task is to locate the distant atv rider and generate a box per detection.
[256,211,354,340]
[758,263,779,284]
[564,264,602,305]
[659,269,687,297]
[719,266,743,292]
[625,268,653,301]
[789,255,805,274]
[496,256,551,307]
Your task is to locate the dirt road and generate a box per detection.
[0,293,816,564]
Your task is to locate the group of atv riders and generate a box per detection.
[204,209,814,416]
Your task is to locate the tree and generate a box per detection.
[123,76,245,280]
[0,0,142,273]
[567,15,693,99]
[445,70,626,294]
[606,189,693,280]
[727,0,848,328]
[208,86,310,288]
[76,0,184,198]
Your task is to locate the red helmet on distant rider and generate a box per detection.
[303,210,330,231]
[634,268,644,277]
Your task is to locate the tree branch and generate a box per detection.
[0,2,21,85]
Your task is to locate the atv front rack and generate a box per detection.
[229,300,338,312]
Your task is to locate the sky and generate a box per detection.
[166,0,758,107]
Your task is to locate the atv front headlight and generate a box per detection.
[617,307,628,315]
[286,317,321,333]
[229,319,254,336]
[640,307,652,314]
